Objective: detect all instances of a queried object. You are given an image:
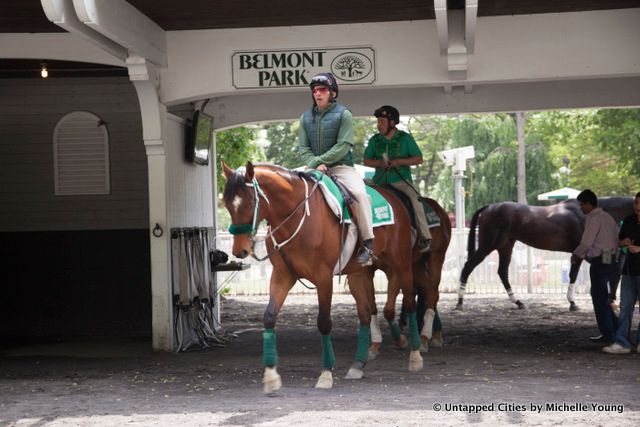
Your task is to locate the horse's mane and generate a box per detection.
[222,163,302,203]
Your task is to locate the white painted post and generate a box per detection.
[516,112,533,293]
[128,56,173,351]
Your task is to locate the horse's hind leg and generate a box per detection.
[497,243,525,309]
[345,268,375,379]
[315,272,337,389]
[418,254,445,351]
[457,248,492,310]
[567,259,583,311]
[262,269,295,394]
[386,271,423,372]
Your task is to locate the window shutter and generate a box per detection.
[53,111,110,195]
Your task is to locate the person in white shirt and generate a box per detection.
[572,189,619,344]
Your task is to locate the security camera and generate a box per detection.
[438,146,475,171]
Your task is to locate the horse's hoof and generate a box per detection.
[569,302,580,312]
[395,335,408,349]
[344,367,364,380]
[315,370,333,389]
[516,301,526,309]
[419,335,429,353]
[263,367,282,394]
[430,337,444,348]
[408,350,423,372]
[368,342,381,360]
[455,303,463,311]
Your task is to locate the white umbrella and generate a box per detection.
[537,187,581,201]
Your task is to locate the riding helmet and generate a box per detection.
[374,105,400,124]
[309,72,339,98]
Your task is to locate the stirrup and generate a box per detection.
[356,247,373,265]
[418,238,432,253]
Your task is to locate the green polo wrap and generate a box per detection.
[321,334,336,369]
[356,325,370,363]
[387,319,402,341]
[263,328,278,367]
[434,310,442,332]
[407,312,421,351]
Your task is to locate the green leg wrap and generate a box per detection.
[387,319,402,341]
[355,325,370,363]
[321,334,336,369]
[263,328,278,367]
[407,312,421,351]
[433,310,442,332]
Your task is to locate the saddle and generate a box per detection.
[302,170,393,274]
[302,170,394,226]
[382,185,441,229]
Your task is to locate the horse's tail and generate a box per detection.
[467,205,488,257]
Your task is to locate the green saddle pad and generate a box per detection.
[422,199,441,227]
[305,170,394,226]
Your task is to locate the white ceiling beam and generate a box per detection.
[465,0,478,54]
[40,0,128,62]
[434,0,449,55]
[73,0,167,67]
[447,9,468,81]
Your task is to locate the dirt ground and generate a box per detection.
[1,292,640,426]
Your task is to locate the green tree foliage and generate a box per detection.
[527,109,640,196]
[215,126,264,194]
[264,121,302,168]
[406,116,454,192]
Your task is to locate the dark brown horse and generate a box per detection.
[222,162,425,393]
[457,197,634,311]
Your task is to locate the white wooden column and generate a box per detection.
[128,55,173,351]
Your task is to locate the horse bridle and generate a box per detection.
[228,173,322,262]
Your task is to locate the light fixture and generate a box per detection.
[40,63,48,78]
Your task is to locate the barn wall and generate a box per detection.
[0,77,151,338]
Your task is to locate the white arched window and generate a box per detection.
[53,111,110,195]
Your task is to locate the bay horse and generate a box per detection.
[362,197,452,357]
[456,197,634,311]
[222,162,425,393]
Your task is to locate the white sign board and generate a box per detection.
[232,47,376,89]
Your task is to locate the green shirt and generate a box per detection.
[296,103,354,168]
[364,130,422,184]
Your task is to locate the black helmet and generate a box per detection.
[374,105,400,124]
[309,72,339,99]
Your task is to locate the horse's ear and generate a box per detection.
[222,161,234,180]
[245,162,255,182]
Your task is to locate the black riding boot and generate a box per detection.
[356,239,374,266]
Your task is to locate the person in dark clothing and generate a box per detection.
[602,191,640,354]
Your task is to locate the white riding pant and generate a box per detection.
[389,181,432,240]
[329,165,375,241]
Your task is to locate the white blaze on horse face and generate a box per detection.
[232,195,243,214]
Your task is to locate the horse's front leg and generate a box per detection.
[262,270,295,394]
[567,259,582,311]
[315,273,335,389]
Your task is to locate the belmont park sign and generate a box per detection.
[231,47,375,89]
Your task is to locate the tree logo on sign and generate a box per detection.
[331,52,373,82]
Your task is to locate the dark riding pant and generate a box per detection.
[589,258,618,341]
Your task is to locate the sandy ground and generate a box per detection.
[1,292,640,426]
